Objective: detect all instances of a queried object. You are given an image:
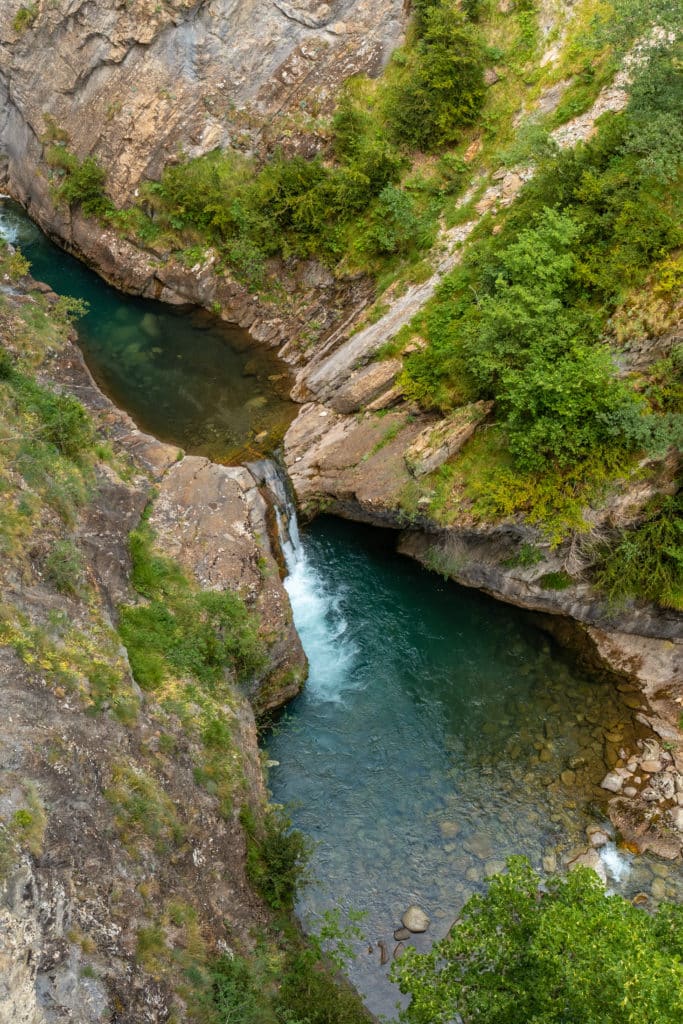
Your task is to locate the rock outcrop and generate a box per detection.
[0,267,308,1022]
[44,290,306,712]
[0,0,403,348]
[0,0,404,206]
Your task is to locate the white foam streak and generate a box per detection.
[257,460,357,703]
[599,842,632,884]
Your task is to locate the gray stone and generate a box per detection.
[401,906,430,933]
[600,771,623,794]
[569,849,607,885]
[586,826,610,848]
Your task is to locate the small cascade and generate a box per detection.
[248,459,358,702]
[599,842,632,886]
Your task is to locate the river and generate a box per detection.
[2,198,680,1020]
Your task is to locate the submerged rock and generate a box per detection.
[401,906,430,933]
[600,771,624,794]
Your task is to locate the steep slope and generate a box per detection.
[0,249,326,1023]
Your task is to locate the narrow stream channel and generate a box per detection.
[3,199,681,1020]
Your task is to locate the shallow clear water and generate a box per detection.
[267,517,682,1019]
[0,199,295,463]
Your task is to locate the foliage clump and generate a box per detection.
[383,1,486,150]
[595,489,683,609]
[47,145,113,218]
[12,4,37,33]
[240,804,311,912]
[393,857,683,1024]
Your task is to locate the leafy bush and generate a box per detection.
[383,3,486,150]
[240,805,311,911]
[595,489,683,608]
[37,389,94,459]
[359,185,432,257]
[203,954,269,1024]
[393,857,683,1024]
[47,146,112,218]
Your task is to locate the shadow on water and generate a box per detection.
[0,199,296,463]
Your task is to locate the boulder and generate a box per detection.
[401,906,430,933]
[671,807,683,831]
[404,401,493,477]
[586,826,610,848]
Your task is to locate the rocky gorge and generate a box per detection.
[0,0,682,1020]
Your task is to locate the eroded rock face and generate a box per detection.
[0,0,404,207]
[148,457,307,713]
[0,272,306,1023]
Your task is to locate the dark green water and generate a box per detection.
[0,199,295,462]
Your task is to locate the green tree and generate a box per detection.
[392,857,683,1024]
[384,3,486,150]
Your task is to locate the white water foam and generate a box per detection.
[252,459,358,703]
[599,841,632,885]
[284,551,358,703]
[0,199,41,252]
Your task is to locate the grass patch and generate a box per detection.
[119,520,266,693]
[537,570,574,590]
[105,764,186,856]
[10,783,47,857]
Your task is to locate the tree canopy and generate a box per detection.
[392,857,683,1024]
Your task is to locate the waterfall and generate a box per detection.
[248,459,358,702]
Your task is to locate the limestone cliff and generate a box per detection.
[0,0,402,342]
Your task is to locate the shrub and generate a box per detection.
[240,805,311,911]
[359,185,431,257]
[595,490,683,608]
[384,3,486,150]
[203,954,268,1024]
[392,857,683,1024]
[47,146,112,218]
[37,390,94,459]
